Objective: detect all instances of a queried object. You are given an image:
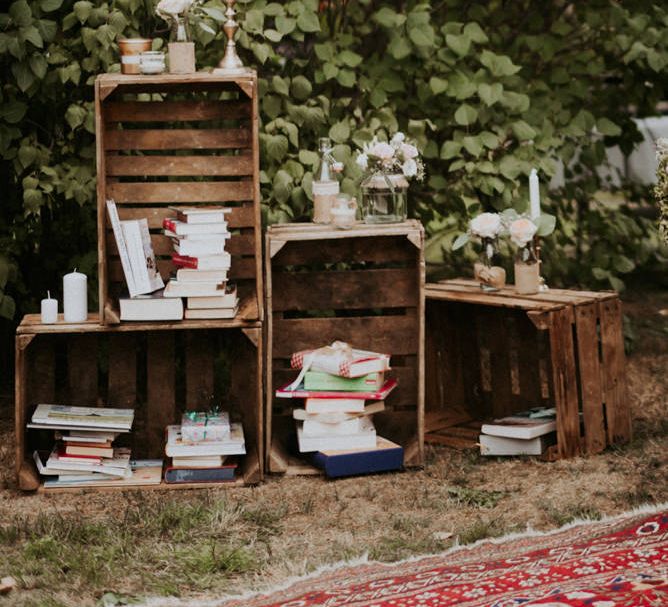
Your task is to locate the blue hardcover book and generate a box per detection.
[311,437,404,478]
[164,463,237,484]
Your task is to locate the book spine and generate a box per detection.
[163,218,177,233]
[172,254,198,269]
[121,221,151,294]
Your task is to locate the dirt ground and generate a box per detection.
[0,289,666,607]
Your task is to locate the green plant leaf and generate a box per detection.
[0,100,28,124]
[266,134,288,162]
[511,120,536,140]
[446,33,471,56]
[440,140,462,159]
[297,11,320,33]
[0,294,15,320]
[275,15,296,34]
[536,213,556,236]
[454,103,478,126]
[429,76,448,95]
[480,49,521,76]
[596,117,622,136]
[478,82,503,106]
[290,75,312,100]
[339,50,363,68]
[329,121,350,144]
[452,232,470,250]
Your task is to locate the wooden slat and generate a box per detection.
[105,128,251,150]
[548,308,581,458]
[66,334,99,406]
[426,285,561,312]
[574,303,606,454]
[104,100,250,123]
[116,204,256,229]
[485,309,514,417]
[599,298,631,444]
[107,333,137,407]
[515,313,544,409]
[146,332,176,458]
[271,268,419,312]
[26,336,55,406]
[184,332,214,410]
[271,314,420,358]
[106,154,253,177]
[107,181,253,203]
[272,236,416,266]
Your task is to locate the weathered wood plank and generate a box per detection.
[599,298,632,444]
[271,314,420,359]
[146,332,176,458]
[66,334,99,406]
[106,154,253,177]
[426,286,561,312]
[514,313,544,410]
[574,302,606,454]
[107,180,253,203]
[104,100,250,123]
[184,332,214,410]
[107,333,137,408]
[26,336,55,407]
[485,308,514,417]
[548,308,581,458]
[116,204,255,229]
[271,268,419,312]
[105,128,251,150]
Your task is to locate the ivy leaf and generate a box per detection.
[329,120,350,144]
[21,26,43,48]
[290,75,312,100]
[462,135,483,157]
[536,213,556,237]
[613,255,635,273]
[388,36,411,60]
[10,1,32,27]
[478,82,503,106]
[272,75,289,96]
[0,100,28,124]
[275,16,296,35]
[596,117,622,137]
[454,103,478,126]
[440,140,462,159]
[244,9,264,33]
[65,104,87,130]
[446,33,471,56]
[452,232,470,250]
[336,69,355,87]
[429,76,448,95]
[73,1,92,23]
[511,120,536,140]
[266,134,288,162]
[264,29,283,43]
[480,49,521,76]
[463,22,488,44]
[299,150,319,165]
[297,11,320,33]
[0,294,15,320]
[251,42,271,64]
[11,62,34,92]
[29,53,47,78]
[339,50,363,68]
[409,25,435,47]
[373,7,400,28]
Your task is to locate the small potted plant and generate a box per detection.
[355,132,424,224]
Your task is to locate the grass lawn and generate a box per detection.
[0,289,666,607]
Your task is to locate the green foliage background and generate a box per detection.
[1,0,668,330]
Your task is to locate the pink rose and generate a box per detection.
[400,143,419,159]
[509,217,538,247]
[371,142,395,160]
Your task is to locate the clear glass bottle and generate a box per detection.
[474,237,506,291]
[170,15,191,42]
[361,173,408,224]
[312,137,340,223]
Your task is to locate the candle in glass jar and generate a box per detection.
[63,270,87,322]
[40,291,58,324]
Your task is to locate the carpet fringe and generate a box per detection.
[135,500,667,607]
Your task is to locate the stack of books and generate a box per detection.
[164,410,246,484]
[30,405,162,488]
[162,206,239,320]
[478,407,557,456]
[277,345,404,478]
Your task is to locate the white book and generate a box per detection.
[184,305,238,320]
[163,279,228,298]
[172,238,228,257]
[31,404,134,431]
[296,418,377,453]
[176,269,228,283]
[121,219,164,295]
[33,450,101,476]
[170,206,232,224]
[165,229,231,242]
[479,433,554,456]
[45,447,132,477]
[119,289,184,321]
[480,417,557,440]
[164,218,228,236]
[174,253,231,271]
[293,401,385,423]
[56,431,121,443]
[302,417,363,437]
[305,398,366,414]
[165,424,246,457]
[187,284,238,309]
[171,455,224,468]
[106,200,139,297]
[57,472,122,481]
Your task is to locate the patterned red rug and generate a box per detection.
[207,508,667,607]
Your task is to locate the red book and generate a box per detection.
[56,445,102,463]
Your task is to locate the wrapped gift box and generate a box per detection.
[180,411,231,443]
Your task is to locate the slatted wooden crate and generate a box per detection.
[14,314,263,492]
[95,72,262,324]
[265,221,425,474]
[425,279,632,459]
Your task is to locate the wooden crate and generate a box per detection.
[15,314,263,492]
[95,72,262,324]
[425,279,632,459]
[265,221,425,474]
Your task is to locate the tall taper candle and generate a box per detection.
[529,168,540,220]
[63,270,87,322]
[40,291,58,324]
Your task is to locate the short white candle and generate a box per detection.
[40,291,58,324]
[529,168,541,220]
[63,270,87,322]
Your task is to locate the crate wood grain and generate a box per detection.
[95,72,263,326]
[265,221,425,474]
[425,279,632,459]
[14,315,263,492]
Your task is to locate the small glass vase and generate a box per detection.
[474,237,506,291]
[514,241,540,295]
[361,173,408,224]
[170,15,191,42]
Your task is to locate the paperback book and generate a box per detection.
[169,206,231,224]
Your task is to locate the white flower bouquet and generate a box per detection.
[355,132,425,181]
[156,0,194,19]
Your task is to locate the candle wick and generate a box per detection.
[74,268,77,273]
[47,290,50,299]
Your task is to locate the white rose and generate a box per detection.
[371,142,395,160]
[470,212,502,239]
[400,143,419,159]
[331,161,344,173]
[509,217,538,247]
[356,153,368,170]
[157,0,192,15]
[402,158,417,177]
[391,132,405,145]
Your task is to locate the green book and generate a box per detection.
[303,371,384,392]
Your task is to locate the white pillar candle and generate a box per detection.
[529,168,541,220]
[40,291,58,324]
[63,270,87,322]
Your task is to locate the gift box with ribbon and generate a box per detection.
[181,409,231,443]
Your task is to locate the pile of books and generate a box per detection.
[277,344,404,478]
[478,407,557,456]
[30,405,162,488]
[164,410,246,484]
[163,206,239,320]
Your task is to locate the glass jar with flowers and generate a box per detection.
[156,0,196,73]
[355,132,424,223]
[452,212,506,291]
[509,217,540,294]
